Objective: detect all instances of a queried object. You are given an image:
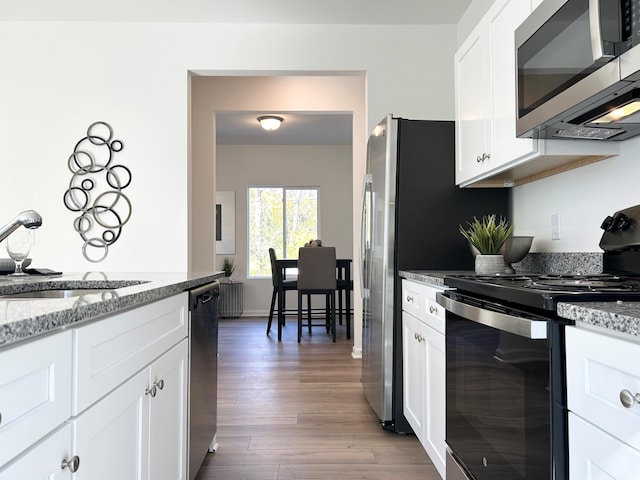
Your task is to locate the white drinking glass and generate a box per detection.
[6,230,32,277]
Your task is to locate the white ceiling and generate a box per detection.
[0,0,473,24]
[216,112,353,145]
[2,0,472,145]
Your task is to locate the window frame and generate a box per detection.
[247,185,321,279]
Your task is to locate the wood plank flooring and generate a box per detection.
[194,317,440,480]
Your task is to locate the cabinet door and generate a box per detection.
[423,322,446,479]
[149,340,188,480]
[570,412,640,480]
[488,0,536,168]
[72,369,149,480]
[0,424,73,480]
[0,330,72,467]
[402,312,426,439]
[455,20,490,184]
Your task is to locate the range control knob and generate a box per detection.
[613,213,632,231]
[601,215,615,231]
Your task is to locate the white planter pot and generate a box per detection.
[475,254,505,275]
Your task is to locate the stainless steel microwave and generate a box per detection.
[516,0,640,141]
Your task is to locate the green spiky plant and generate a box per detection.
[459,215,514,255]
[222,257,235,277]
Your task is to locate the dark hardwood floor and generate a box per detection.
[194,317,440,480]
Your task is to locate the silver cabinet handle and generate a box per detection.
[406,295,414,303]
[476,153,491,163]
[0,412,2,426]
[61,455,80,473]
[146,379,165,397]
[429,305,437,315]
[413,332,424,343]
[620,389,640,409]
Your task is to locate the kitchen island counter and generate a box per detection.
[0,271,223,348]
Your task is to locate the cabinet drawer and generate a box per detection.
[566,326,640,451]
[569,412,640,479]
[402,280,422,319]
[0,331,72,467]
[73,293,188,414]
[423,292,445,335]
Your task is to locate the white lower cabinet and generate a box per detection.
[401,279,446,479]
[73,339,188,480]
[0,292,189,479]
[73,368,148,480]
[566,326,640,479]
[149,339,188,480]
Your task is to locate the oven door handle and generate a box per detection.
[436,293,548,340]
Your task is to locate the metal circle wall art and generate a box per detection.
[63,121,132,263]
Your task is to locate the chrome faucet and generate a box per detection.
[0,210,43,243]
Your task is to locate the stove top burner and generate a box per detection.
[522,274,640,291]
[443,272,640,311]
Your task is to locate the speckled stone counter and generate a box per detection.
[558,301,640,339]
[0,271,224,348]
[399,270,474,287]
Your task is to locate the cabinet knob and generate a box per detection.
[156,379,165,390]
[415,333,424,343]
[429,306,437,315]
[476,155,482,163]
[61,455,80,473]
[145,385,157,397]
[620,389,640,409]
[406,295,414,303]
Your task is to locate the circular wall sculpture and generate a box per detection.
[63,121,132,263]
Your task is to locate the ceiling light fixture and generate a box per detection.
[257,115,283,131]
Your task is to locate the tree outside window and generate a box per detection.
[248,186,319,277]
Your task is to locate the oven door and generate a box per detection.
[437,292,555,480]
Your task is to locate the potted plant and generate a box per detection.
[222,257,235,282]
[459,215,514,274]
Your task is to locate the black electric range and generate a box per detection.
[438,204,640,480]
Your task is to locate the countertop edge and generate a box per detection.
[0,271,224,349]
[558,300,640,339]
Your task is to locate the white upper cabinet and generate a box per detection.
[454,0,620,187]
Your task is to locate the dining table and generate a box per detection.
[274,258,352,341]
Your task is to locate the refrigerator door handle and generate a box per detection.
[360,174,373,299]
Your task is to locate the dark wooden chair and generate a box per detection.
[266,248,297,336]
[297,247,337,342]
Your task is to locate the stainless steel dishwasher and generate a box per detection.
[188,281,219,480]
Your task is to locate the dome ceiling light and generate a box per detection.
[257,115,283,131]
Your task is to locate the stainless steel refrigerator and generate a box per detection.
[360,114,509,433]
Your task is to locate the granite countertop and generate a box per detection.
[399,270,474,287]
[0,271,224,349]
[558,300,640,338]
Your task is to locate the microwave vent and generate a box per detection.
[552,126,624,140]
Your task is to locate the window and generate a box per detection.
[248,186,319,277]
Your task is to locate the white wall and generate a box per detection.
[216,144,352,316]
[0,22,457,273]
[512,137,640,252]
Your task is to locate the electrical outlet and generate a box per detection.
[551,214,561,240]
